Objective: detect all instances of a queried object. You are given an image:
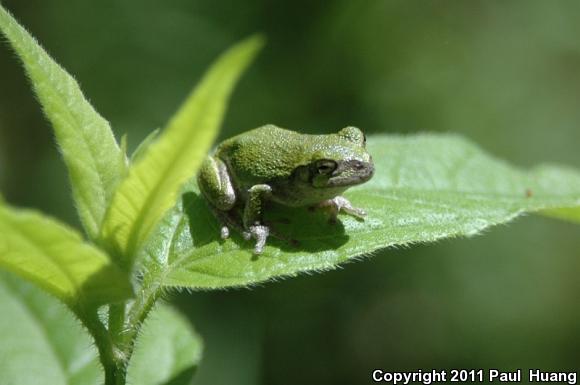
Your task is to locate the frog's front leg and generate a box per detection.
[197,156,236,239]
[242,184,272,254]
[316,196,366,224]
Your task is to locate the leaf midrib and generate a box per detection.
[0,218,80,300]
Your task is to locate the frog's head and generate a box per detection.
[307,126,374,189]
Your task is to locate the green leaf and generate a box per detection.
[542,207,580,223]
[128,304,203,385]
[101,35,263,267]
[0,5,126,239]
[0,205,132,308]
[140,134,580,290]
[131,128,160,162]
[0,272,102,385]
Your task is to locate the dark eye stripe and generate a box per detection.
[316,160,337,174]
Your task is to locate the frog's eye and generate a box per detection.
[316,159,338,175]
[338,126,365,145]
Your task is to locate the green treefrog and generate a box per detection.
[197,125,374,254]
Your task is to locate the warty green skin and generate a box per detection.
[197,125,374,254]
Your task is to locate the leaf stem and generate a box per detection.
[78,308,127,385]
[84,288,159,385]
[108,303,125,343]
[119,284,161,361]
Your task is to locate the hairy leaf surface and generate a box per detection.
[0,274,200,385]
[140,134,580,290]
[0,272,102,385]
[101,36,263,267]
[128,305,203,385]
[0,205,132,307]
[0,5,126,239]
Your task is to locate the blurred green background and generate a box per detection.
[1,1,579,384]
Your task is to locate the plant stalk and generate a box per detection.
[77,308,125,385]
[77,259,163,385]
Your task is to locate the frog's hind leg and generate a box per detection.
[197,156,236,210]
[197,156,238,239]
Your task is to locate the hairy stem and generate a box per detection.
[78,308,126,385]
[76,262,163,385]
[119,284,160,362]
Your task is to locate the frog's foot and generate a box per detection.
[243,224,270,255]
[316,196,366,223]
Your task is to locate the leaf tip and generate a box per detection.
[226,33,266,68]
[244,33,267,51]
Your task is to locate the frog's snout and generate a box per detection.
[349,159,374,177]
[352,160,365,171]
[360,161,375,182]
[365,161,375,180]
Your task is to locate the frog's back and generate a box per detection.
[215,125,306,187]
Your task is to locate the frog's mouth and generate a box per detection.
[326,160,374,187]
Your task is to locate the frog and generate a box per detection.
[197,125,374,254]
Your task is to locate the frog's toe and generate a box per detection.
[247,225,269,255]
[319,196,367,220]
[342,205,366,219]
[220,225,230,239]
